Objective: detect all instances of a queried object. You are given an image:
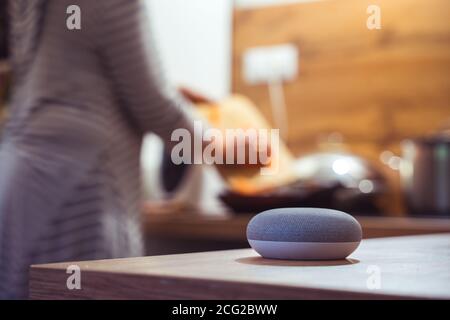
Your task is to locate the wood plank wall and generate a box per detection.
[232,0,450,214]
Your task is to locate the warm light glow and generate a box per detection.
[388,156,402,171]
[379,150,394,164]
[359,179,374,194]
[332,158,350,175]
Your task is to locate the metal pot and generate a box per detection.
[292,151,387,214]
[400,135,450,216]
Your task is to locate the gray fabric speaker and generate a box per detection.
[247,208,362,260]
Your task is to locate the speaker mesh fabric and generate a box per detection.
[247,208,362,243]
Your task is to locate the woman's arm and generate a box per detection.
[95,0,194,143]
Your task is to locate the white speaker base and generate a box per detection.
[249,239,360,260]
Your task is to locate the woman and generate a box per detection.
[0,0,203,299]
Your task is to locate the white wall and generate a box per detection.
[145,0,232,100]
[142,0,232,211]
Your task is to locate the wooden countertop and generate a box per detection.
[30,234,450,299]
[144,212,450,241]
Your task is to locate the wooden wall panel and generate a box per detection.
[232,0,450,157]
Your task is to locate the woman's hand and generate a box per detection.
[179,86,214,105]
[213,133,272,168]
[178,88,272,167]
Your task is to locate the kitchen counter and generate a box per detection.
[30,234,450,299]
[144,212,450,241]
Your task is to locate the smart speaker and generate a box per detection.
[247,208,362,260]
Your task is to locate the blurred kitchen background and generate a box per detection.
[1,0,449,255]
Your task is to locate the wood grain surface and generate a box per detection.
[233,0,450,151]
[30,234,450,300]
[232,0,450,214]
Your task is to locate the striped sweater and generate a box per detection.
[0,0,193,299]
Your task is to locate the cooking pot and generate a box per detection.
[400,134,450,216]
